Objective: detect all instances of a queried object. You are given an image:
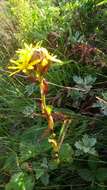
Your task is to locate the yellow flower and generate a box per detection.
[8,43,61,76]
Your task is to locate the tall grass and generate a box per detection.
[0,1,18,66]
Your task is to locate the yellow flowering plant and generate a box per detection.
[8,42,71,160]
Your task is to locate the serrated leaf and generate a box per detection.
[82,146,90,153]
[25,84,35,96]
[89,148,97,156]
[89,138,97,147]
[73,76,84,85]
[82,134,90,146]
[75,135,97,155]
[82,135,96,148]
[75,141,83,150]
[23,105,36,118]
[84,76,96,85]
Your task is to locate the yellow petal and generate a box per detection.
[30,59,41,66]
[8,66,19,70]
[9,69,20,76]
[10,59,20,65]
[23,69,27,73]
[41,59,48,66]
[49,56,62,63]
[28,65,34,70]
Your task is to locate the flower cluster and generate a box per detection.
[8,43,61,77]
[8,42,63,160]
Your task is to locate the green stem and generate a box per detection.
[39,77,59,156]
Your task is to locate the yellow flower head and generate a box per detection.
[8,43,61,76]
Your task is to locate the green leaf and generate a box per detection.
[96,168,107,181]
[89,148,97,156]
[3,154,19,174]
[82,146,90,153]
[96,187,105,190]
[59,143,74,163]
[82,134,90,147]
[41,157,48,169]
[5,172,34,190]
[75,135,97,155]
[25,84,35,96]
[23,105,36,118]
[19,125,51,162]
[102,92,107,100]
[88,156,99,170]
[78,169,94,182]
[75,149,84,156]
[73,76,84,85]
[97,0,107,6]
[89,138,97,147]
[36,168,44,180]
[20,142,37,162]
[84,76,96,85]
[75,141,83,150]
[41,173,49,186]
[48,160,58,170]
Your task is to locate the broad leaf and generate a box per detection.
[41,173,49,186]
[78,169,94,182]
[59,143,74,163]
[36,168,44,180]
[5,172,34,190]
[88,156,99,170]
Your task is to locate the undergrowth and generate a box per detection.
[1,0,107,190]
